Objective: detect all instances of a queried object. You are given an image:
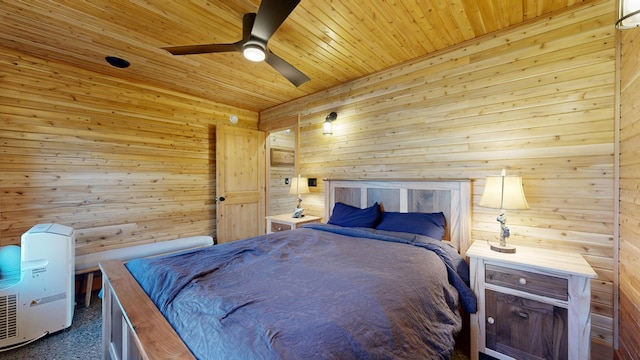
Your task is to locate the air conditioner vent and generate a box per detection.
[0,294,18,340]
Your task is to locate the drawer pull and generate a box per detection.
[487,316,495,325]
[518,277,527,285]
[514,311,530,319]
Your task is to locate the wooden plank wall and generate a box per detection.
[261,0,616,356]
[617,26,640,360]
[0,47,258,256]
[267,129,296,216]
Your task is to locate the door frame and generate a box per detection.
[262,115,300,217]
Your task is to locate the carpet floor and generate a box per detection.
[1,294,102,360]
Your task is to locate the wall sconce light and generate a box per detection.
[323,112,338,136]
[616,0,640,29]
[478,169,530,253]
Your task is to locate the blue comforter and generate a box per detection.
[127,224,477,359]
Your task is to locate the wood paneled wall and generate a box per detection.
[617,26,640,360]
[261,0,616,356]
[267,129,296,216]
[0,48,258,255]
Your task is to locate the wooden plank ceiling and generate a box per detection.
[0,0,591,113]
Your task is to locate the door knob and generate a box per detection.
[216,196,226,202]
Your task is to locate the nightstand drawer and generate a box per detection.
[270,221,293,232]
[265,214,322,234]
[485,264,568,301]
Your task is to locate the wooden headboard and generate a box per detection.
[324,179,471,257]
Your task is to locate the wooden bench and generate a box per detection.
[75,236,214,307]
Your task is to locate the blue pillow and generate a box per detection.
[327,202,382,228]
[375,212,446,240]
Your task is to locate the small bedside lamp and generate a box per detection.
[289,175,310,218]
[479,169,529,253]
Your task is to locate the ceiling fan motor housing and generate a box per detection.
[243,40,267,62]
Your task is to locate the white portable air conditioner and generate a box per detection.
[0,223,75,350]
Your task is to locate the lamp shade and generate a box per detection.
[479,175,529,210]
[323,120,333,135]
[289,177,310,195]
[323,112,337,136]
[617,0,640,29]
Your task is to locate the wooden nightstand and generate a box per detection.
[467,240,596,360]
[265,214,322,234]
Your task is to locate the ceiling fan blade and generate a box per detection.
[241,13,256,42]
[265,51,309,87]
[251,0,300,41]
[163,43,240,55]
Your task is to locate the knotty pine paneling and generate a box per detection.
[267,128,296,216]
[0,1,591,112]
[617,24,640,360]
[261,0,616,355]
[0,48,258,256]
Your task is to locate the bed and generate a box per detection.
[100,179,475,359]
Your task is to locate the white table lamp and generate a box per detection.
[289,175,310,218]
[479,169,529,253]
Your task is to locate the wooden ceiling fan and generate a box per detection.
[162,0,310,87]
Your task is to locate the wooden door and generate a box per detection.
[216,126,265,244]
